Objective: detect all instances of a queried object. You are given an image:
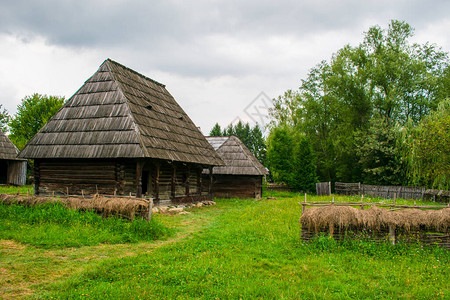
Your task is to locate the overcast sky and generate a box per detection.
[1,0,449,134]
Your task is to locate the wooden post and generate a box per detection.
[301,193,307,216]
[33,160,40,196]
[66,187,69,196]
[328,181,331,196]
[136,160,144,198]
[208,166,213,197]
[185,165,190,196]
[360,194,364,210]
[197,168,202,195]
[147,198,153,221]
[82,190,84,199]
[155,163,160,201]
[389,225,396,245]
[171,164,176,200]
[391,193,396,209]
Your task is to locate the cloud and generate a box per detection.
[0,0,449,133]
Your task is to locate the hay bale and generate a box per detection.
[301,205,450,234]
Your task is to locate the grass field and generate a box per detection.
[0,187,448,299]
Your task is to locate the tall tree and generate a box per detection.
[270,20,449,185]
[210,121,267,165]
[209,123,222,136]
[291,135,317,192]
[9,94,65,149]
[0,104,9,133]
[266,126,294,184]
[405,98,450,189]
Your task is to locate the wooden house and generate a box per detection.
[19,59,224,205]
[204,136,268,199]
[0,131,27,186]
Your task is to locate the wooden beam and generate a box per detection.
[171,164,176,200]
[185,165,190,196]
[136,160,145,198]
[197,167,202,195]
[34,160,40,196]
[155,163,160,201]
[208,166,213,196]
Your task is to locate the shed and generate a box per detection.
[0,131,27,185]
[204,136,268,199]
[19,59,224,205]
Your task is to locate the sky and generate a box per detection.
[1,0,449,135]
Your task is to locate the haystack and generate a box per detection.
[301,205,450,233]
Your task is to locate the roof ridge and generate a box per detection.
[106,58,166,88]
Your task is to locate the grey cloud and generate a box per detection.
[1,0,449,78]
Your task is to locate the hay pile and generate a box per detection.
[301,205,450,233]
[0,193,150,220]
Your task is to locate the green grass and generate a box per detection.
[0,184,33,195]
[0,202,173,248]
[37,197,449,299]
[0,193,448,299]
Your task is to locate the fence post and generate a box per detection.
[389,225,396,245]
[147,198,153,221]
[328,181,331,196]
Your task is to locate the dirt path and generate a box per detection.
[0,209,217,299]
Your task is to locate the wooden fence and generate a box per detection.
[316,182,331,196]
[335,182,450,203]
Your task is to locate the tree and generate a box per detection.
[270,20,449,185]
[266,126,294,184]
[9,94,65,149]
[0,104,9,133]
[355,116,405,185]
[406,99,450,189]
[291,136,317,192]
[209,123,222,136]
[210,121,267,165]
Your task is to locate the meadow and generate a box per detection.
[0,186,448,299]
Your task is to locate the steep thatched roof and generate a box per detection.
[19,59,223,166]
[205,136,268,175]
[0,131,22,160]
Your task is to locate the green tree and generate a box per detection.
[0,104,9,133]
[266,126,294,184]
[9,94,65,149]
[209,123,222,136]
[406,99,450,189]
[291,136,317,192]
[270,20,449,185]
[355,116,405,185]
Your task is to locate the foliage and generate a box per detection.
[291,136,317,192]
[0,201,172,248]
[270,20,449,187]
[355,116,406,185]
[267,126,317,191]
[28,196,449,299]
[0,104,9,133]
[266,126,294,184]
[209,122,222,136]
[8,93,65,149]
[209,121,267,164]
[406,99,450,189]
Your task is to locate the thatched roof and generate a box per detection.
[204,136,268,175]
[0,131,22,161]
[19,59,223,166]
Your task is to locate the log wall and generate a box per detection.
[34,159,206,204]
[204,174,263,199]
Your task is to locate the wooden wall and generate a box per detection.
[204,174,263,199]
[34,159,207,202]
